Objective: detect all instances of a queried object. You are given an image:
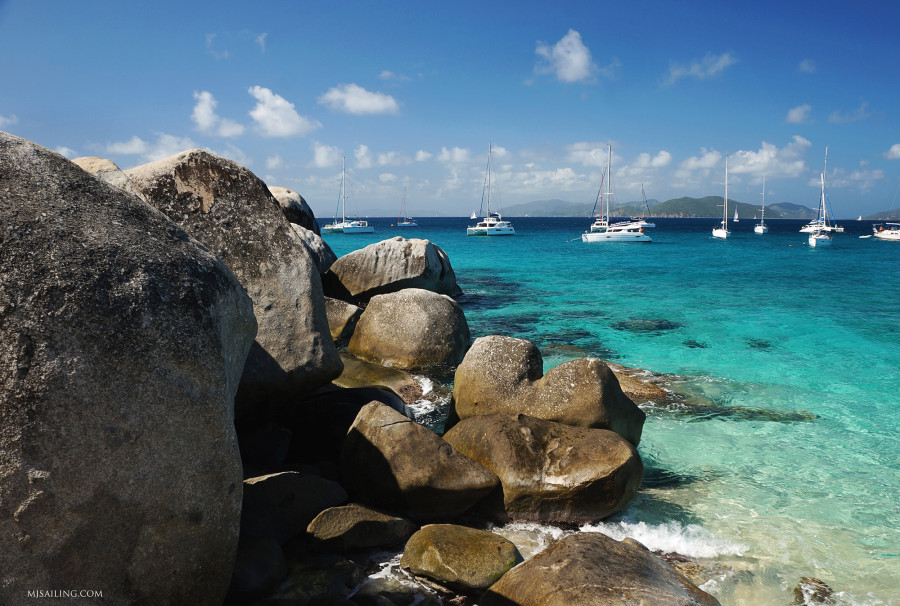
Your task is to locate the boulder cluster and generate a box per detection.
[0,131,719,605]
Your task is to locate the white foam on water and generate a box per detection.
[579,520,749,559]
[413,374,434,396]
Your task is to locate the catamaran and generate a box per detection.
[396,187,417,227]
[467,143,515,236]
[712,157,730,239]
[754,176,769,234]
[582,144,651,243]
[322,157,374,234]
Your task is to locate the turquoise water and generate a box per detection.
[323,217,900,605]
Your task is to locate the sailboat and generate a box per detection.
[396,187,417,227]
[322,157,374,234]
[809,168,832,247]
[754,176,769,234]
[582,144,651,243]
[467,143,515,236]
[629,184,656,228]
[712,157,730,239]
[734,208,740,222]
[470,210,477,220]
[800,148,841,235]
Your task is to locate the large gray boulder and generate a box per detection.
[450,336,645,446]
[340,402,499,521]
[480,532,721,606]
[325,297,362,340]
[325,237,462,301]
[443,414,642,524]
[269,185,321,234]
[125,149,341,409]
[347,288,470,369]
[72,155,146,201]
[0,132,256,604]
[291,223,337,274]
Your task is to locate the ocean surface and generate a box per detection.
[321,216,900,606]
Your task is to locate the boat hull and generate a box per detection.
[582,231,651,243]
[808,233,832,247]
[873,230,900,241]
[712,228,730,239]
[754,225,768,234]
[467,226,515,236]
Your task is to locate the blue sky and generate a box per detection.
[2,0,899,218]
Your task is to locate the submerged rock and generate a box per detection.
[126,148,341,410]
[443,414,642,524]
[400,524,521,593]
[480,533,720,606]
[0,132,255,604]
[450,336,645,446]
[340,402,499,521]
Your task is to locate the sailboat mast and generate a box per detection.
[340,156,346,223]
[605,144,611,220]
[487,143,493,216]
[724,156,729,228]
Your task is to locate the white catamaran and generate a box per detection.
[323,157,374,234]
[582,144,651,243]
[712,156,730,239]
[754,176,769,234]
[467,143,515,236]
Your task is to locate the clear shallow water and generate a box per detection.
[323,217,900,605]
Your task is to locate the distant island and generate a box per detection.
[500,197,819,219]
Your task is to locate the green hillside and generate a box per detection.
[502,197,662,217]
[503,196,818,218]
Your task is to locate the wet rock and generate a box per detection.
[334,353,423,405]
[340,402,499,521]
[0,132,255,605]
[450,336,645,446]
[400,524,520,593]
[443,414,642,524]
[793,576,836,605]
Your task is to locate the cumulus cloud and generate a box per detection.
[885,144,900,160]
[0,113,18,128]
[379,70,411,82]
[816,165,885,193]
[249,86,320,137]
[535,30,602,83]
[566,142,617,168]
[311,141,342,169]
[55,146,77,158]
[379,173,398,183]
[266,154,282,170]
[798,59,816,73]
[829,100,871,124]
[192,91,245,137]
[680,148,723,170]
[727,136,811,177]
[786,104,812,124]
[355,144,374,169]
[664,52,736,85]
[437,146,472,164]
[106,133,197,164]
[633,151,672,168]
[415,150,433,162]
[318,84,399,115]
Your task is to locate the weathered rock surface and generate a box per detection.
[72,155,146,201]
[450,336,645,446]
[326,297,362,340]
[291,223,337,274]
[325,237,462,301]
[340,402,499,521]
[400,524,520,594]
[480,533,721,606]
[443,414,642,524]
[226,538,289,603]
[307,503,417,552]
[0,132,256,604]
[334,353,423,404]
[348,289,470,369]
[607,361,671,403]
[269,185,321,234]
[125,149,341,409]
[241,472,348,545]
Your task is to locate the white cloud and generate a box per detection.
[798,59,816,73]
[437,146,472,164]
[885,144,900,160]
[379,173,398,183]
[415,150,433,162]
[266,154,282,170]
[680,148,722,170]
[632,151,672,168]
[664,52,736,85]
[192,91,245,137]
[0,113,18,128]
[248,86,320,137]
[728,136,811,177]
[311,141,342,169]
[106,133,197,164]
[829,100,871,124]
[376,151,409,166]
[786,104,812,124]
[566,142,616,168]
[535,30,599,83]
[256,33,267,53]
[205,34,230,60]
[318,83,399,115]
[818,166,885,193]
[55,146,77,158]
[355,144,374,169]
[379,70,411,82]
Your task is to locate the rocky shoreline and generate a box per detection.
[1,132,721,605]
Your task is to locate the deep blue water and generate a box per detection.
[322,217,900,605]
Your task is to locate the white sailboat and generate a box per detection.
[628,184,656,228]
[809,164,832,247]
[800,148,842,235]
[712,157,730,239]
[322,157,374,234]
[396,187,417,227]
[582,144,651,243]
[470,210,477,220]
[467,143,515,236]
[734,208,740,222]
[754,176,769,234]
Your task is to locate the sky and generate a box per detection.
[2,0,899,219]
